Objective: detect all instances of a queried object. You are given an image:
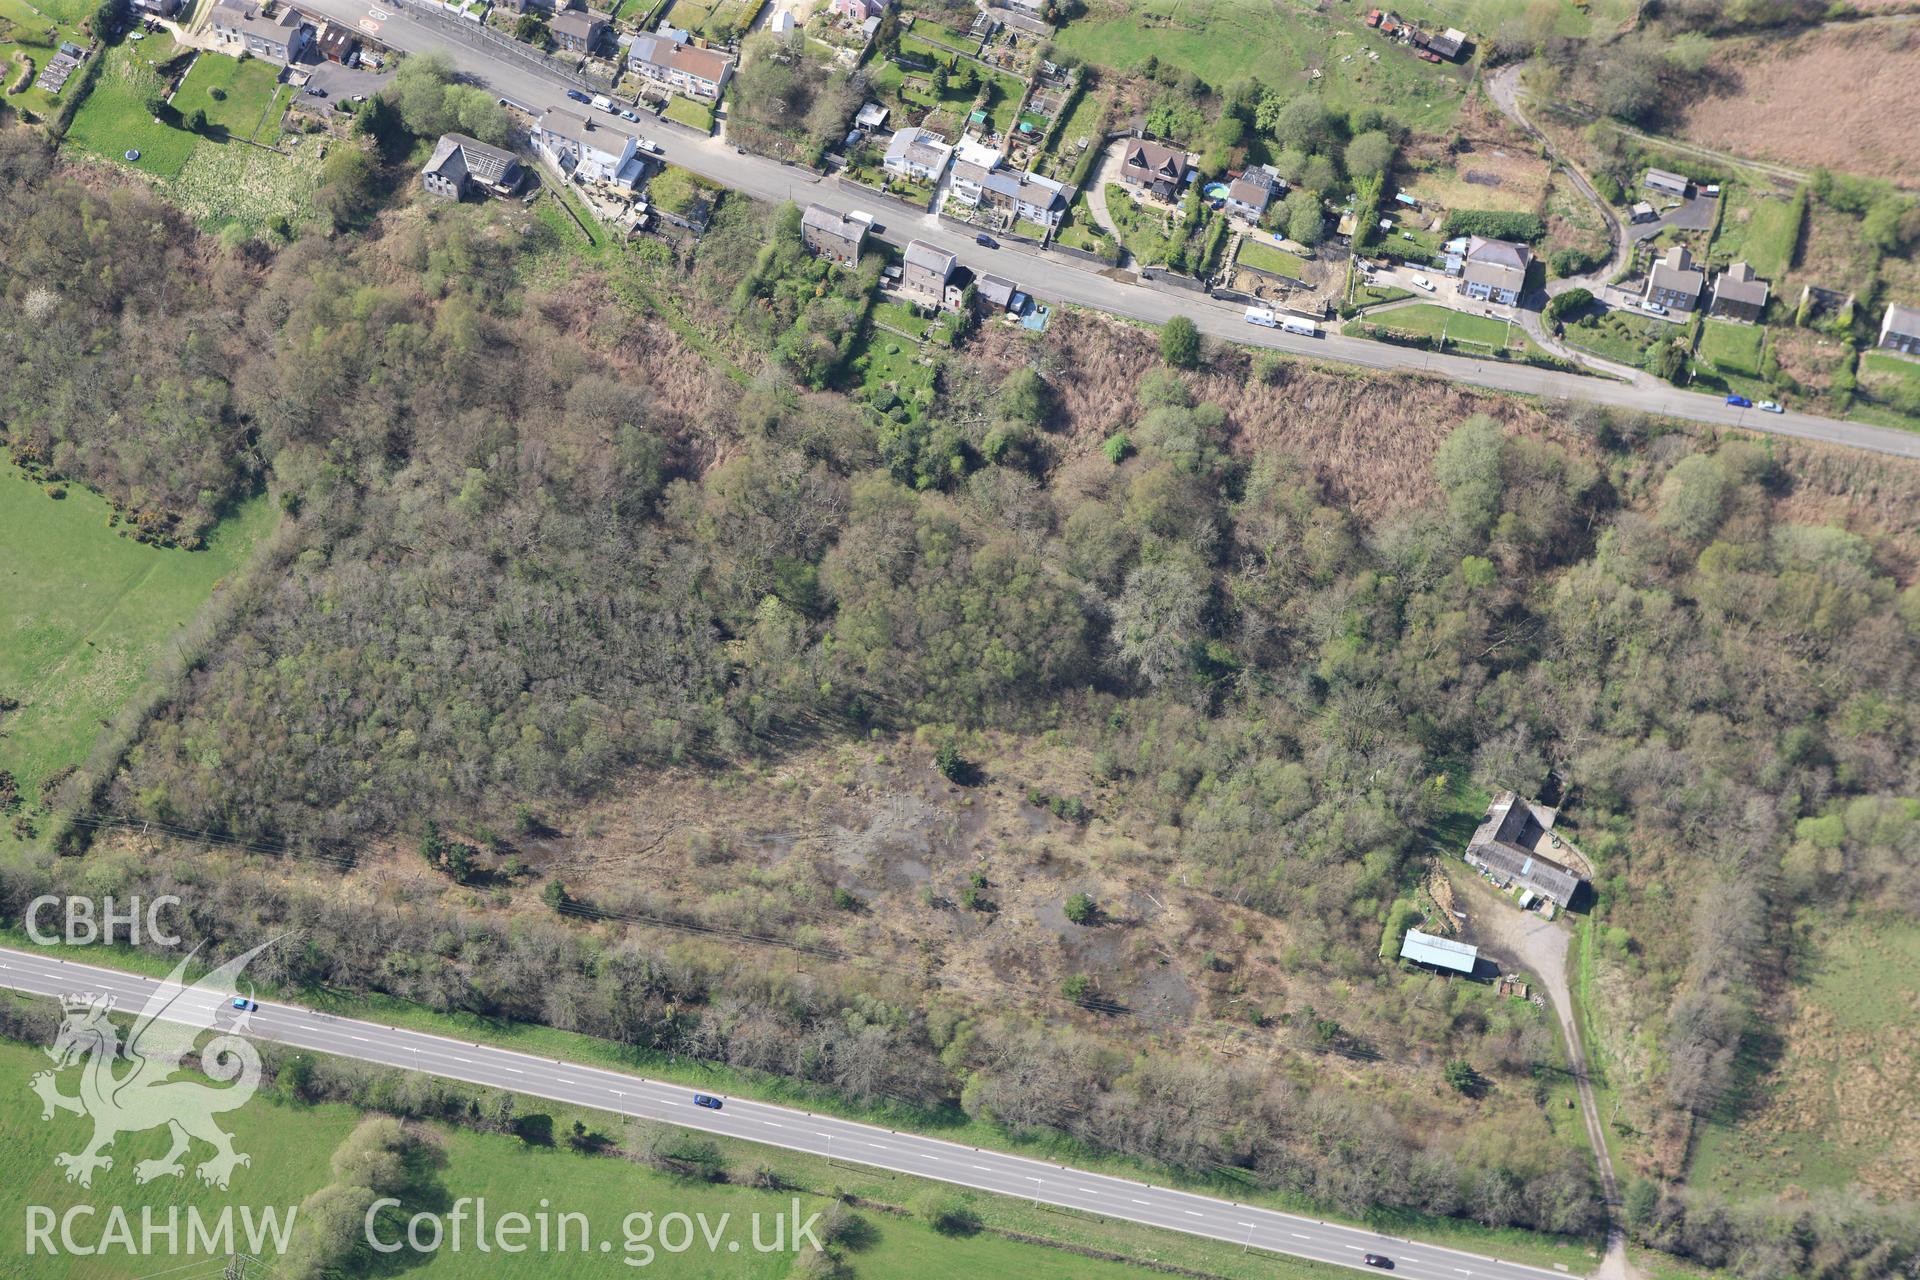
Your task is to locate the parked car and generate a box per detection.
[692,1094,723,1111]
[1644,301,1667,315]
[975,234,997,248]
[566,89,592,104]
[1409,275,1435,292]
[1757,400,1783,414]
[305,86,326,97]
[1362,1256,1394,1270]
[620,109,639,122]
[231,997,256,1012]
[1725,394,1753,408]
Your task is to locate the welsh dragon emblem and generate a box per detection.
[31,940,278,1189]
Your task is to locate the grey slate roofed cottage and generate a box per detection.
[1464,791,1584,907]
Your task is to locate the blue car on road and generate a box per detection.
[566,89,592,104]
[1725,394,1753,408]
[693,1094,723,1111]
[231,997,256,1012]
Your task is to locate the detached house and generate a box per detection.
[1012,171,1071,230]
[420,133,523,200]
[900,239,959,309]
[883,127,954,184]
[550,8,608,54]
[1879,303,1920,355]
[1645,244,1705,313]
[1465,791,1585,909]
[1459,236,1530,306]
[533,108,644,188]
[628,33,733,100]
[209,0,310,63]
[1119,138,1189,201]
[1708,261,1770,324]
[800,204,869,267]
[1224,166,1281,222]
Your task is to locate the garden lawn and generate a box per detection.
[1236,237,1306,280]
[62,33,197,178]
[1362,302,1529,351]
[1104,182,1183,267]
[169,50,284,141]
[1565,309,1667,369]
[1862,350,1920,389]
[1709,185,1802,278]
[1697,319,1765,379]
[0,0,90,119]
[662,92,713,132]
[0,455,275,847]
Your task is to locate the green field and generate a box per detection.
[1235,237,1307,280]
[1697,319,1765,378]
[62,33,198,177]
[1054,0,1468,133]
[0,456,275,839]
[1690,914,1920,1200]
[67,41,322,230]
[0,1030,1374,1280]
[168,50,284,141]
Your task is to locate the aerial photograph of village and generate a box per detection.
[1,0,1918,1277]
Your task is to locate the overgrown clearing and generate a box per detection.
[1674,20,1920,183]
[1707,186,1801,279]
[1690,915,1920,1201]
[1053,0,1469,133]
[0,458,274,849]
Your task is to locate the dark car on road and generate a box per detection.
[305,86,326,97]
[566,89,592,104]
[1362,1255,1393,1269]
[693,1094,723,1111]
[975,234,997,248]
[1725,394,1753,408]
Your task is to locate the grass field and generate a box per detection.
[0,456,275,843]
[168,50,283,141]
[63,33,197,178]
[1053,0,1468,134]
[1708,186,1801,278]
[0,1029,1376,1280]
[658,0,756,40]
[1235,237,1306,280]
[1697,319,1765,379]
[1690,914,1920,1201]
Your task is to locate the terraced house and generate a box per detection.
[628,33,733,101]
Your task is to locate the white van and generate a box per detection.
[1280,317,1320,337]
[1244,306,1278,328]
[591,94,615,113]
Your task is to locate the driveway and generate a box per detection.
[1453,872,1633,1280]
[1485,65,1628,299]
[1081,139,1127,249]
